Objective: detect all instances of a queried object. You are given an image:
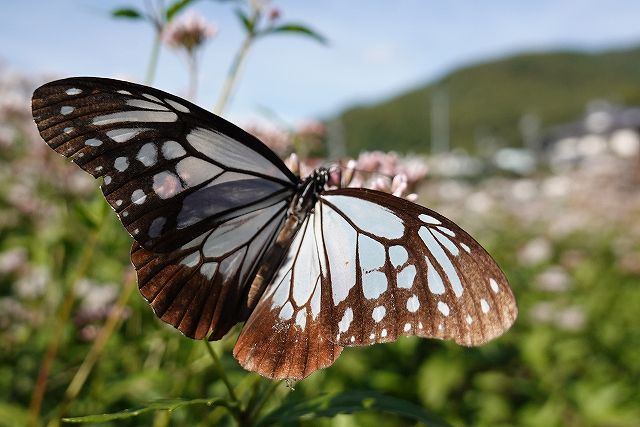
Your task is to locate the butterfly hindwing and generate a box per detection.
[318,188,517,347]
[234,213,343,379]
[31,77,298,253]
[234,188,517,379]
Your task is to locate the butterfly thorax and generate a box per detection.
[243,167,328,316]
[291,167,329,220]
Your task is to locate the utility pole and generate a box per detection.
[431,85,450,154]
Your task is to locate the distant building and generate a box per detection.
[542,101,640,168]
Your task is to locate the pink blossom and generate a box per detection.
[163,12,217,52]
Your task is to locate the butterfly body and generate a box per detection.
[32,77,517,380]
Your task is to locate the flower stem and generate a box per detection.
[146,31,162,85]
[50,270,137,425]
[204,340,238,403]
[213,31,254,115]
[28,210,108,427]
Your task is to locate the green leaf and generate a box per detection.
[62,398,230,423]
[111,7,143,19]
[261,23,327,44]
[166,0,195,21]
[256,390,452,427]
[235,8,254,34]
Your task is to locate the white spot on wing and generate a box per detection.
[161,140,186,159]
[136,143,158,166]
[153,171,184,199]
[426,257,445,294]
[143,93,163,103]
[180,252,200,267]
[480,298,490,313]
[176,157,223,188]
[322,205,357,305]
[490,278,500,293]
[117,90,132,95]
[419,213,441,225]
[295,309,307,330]
[279,301,294,320]
[103,176,112,185]
[64,127,74,134]
[437,301,450,316]
[270,272,291,309]
[165,98,190,113]
[397,264,416,289]
[437,226,455,237]
[65,88,82,95]
[199,262,218,280]
[186,127,289,181]
[406,295,420,313]
[404,323,412,332]
[372,305,386,322]
[419,227,463,297]
[466,314,473,324]
[362,270,387,299]
[338,307,354,333]
[292,217,320,306]
[323,195,404,239]
[114,157,129,172]
[61,106,74,115]
[389,245,408,268]
[107,128,150,143]
[432,229,460,256]
[131,189,147,205]
[85,138,102,147]
[310,283,321,319]
[381,328,388,338]
[92,110,177,125]
[461,242,471,253]
[126,99,170,111]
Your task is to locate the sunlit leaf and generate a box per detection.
[111,7,143,19]
[62,398,230,423]
[235,9,254,34]
[261,23,327,44]
[166,0,195,21]
[256,390,452,426]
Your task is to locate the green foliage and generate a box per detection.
[261,24,328,45]
[111,8,143,19]
[339,46,640,155]
[63,398,231,423]
[257,390,452,426]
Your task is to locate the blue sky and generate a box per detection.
[2,0,640,124]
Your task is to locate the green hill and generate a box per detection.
[336,46,640,155]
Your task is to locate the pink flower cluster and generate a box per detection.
[163,12,218,52]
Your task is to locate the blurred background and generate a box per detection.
[1,1,639,426]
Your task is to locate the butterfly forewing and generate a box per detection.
[32,77,300,340]
[32,77,297,253]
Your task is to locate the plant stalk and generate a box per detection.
[28,212,108,427]
[213,32,254,115]
[146,31,162,85]
[50,270,137,425]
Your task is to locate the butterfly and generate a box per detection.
[32,77,517,380]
